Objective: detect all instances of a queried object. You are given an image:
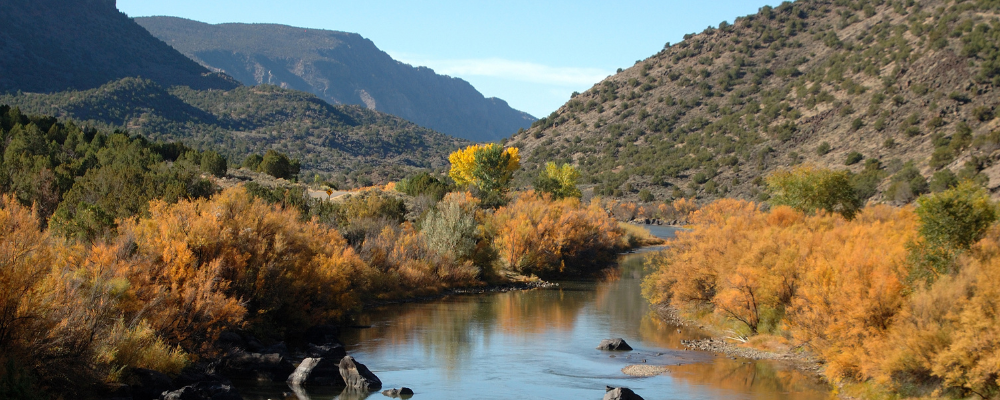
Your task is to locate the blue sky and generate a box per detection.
[118,0,778,118]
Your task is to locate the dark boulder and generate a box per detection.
[159,381,242,400]
[129,368,174,400]
[382,387,414,398]
[339,356,382,391]
[603,387,644,400]
[596,338,633,351]
[172,366,231,388]
[287,357,346,386]
[303,324,342,346]
[306,343,347,359]
[104,383,131,400]
[210,349,295,382]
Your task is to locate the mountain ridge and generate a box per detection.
[1,77,469,186]
[136,16,536,142]
[0,0,238,93]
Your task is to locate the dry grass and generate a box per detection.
[617,222,666,247]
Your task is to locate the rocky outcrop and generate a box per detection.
[603,387,644,400]
[128,368,174,400]
[597,338,633,351]
[286,343,349,386]
[287,357,347,387]
[339,356,382,392]
[209,349,295,382]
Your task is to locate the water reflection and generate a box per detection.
[239,226,833,400]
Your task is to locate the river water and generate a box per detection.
[240,226,834,400]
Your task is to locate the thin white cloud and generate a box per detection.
[388,52,611,87]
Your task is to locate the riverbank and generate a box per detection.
[651,303,825,376]
[360,280,559,309]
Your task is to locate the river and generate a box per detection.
[239,225,834,399]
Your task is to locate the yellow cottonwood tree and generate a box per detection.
[448,144,519,206]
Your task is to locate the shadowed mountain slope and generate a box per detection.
[136,16,536,142]
[0,0,238,93]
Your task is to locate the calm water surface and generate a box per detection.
[240,226,834,400]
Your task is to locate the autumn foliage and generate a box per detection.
[491,191,625,278]
[0,179,629,396]
[643,192,1000,397]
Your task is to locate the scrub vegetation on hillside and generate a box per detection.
[512,0,1000,204]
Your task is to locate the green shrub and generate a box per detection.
[973,106,994,121]
[259,150,300,180]
[851,118,864,131]
[534,163,582,200]
[926,116,946,129]
[200,151,227,177]
[638,189,654,202]
[422,193,481,264]
[397,172,449,201]
[816,141,832,155]
[886,163,929,202]
[929,170,959,193]
[845,151,864,165]
[242,154,263,170]
[917,181,998,250]
[766,165,862,219]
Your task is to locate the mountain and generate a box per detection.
[134,16,536,142]
[0,0,238,93]
[1,78,468,185]
[508,0,1000,203]
[0,0,468,186]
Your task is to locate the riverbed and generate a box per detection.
[239,226,834,400]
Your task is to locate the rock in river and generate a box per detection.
[596,338,633,351]
[382,387,414,398]
[603,387,644,400]
[339,355,382,391]
[287,356,346,386]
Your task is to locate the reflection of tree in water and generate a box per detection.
[593,255,646,323]
[666,359,833,400]
[341,286,591,376]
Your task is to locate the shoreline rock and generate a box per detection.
[596,338,633,351]
[339,356,382,392]
[651,304,822,373]
[382,387,414,398]
[603,387,644,400]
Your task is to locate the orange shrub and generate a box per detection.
[126,187,363,338]
[672,198,699,217]
[787,205,918,381]
[492,192,623,278]
[878,226,1000,396]
[643,199,920,382]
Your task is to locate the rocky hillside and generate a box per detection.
[135,16,536,142]
[0,0,237,93]
[508,0,1000,203]
[1,78,468,185]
